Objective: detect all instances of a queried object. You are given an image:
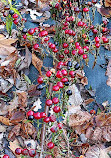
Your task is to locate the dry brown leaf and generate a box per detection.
[32,53,43,75]
[84,98,95,105]
[10,111,25,124]
[17,91,27,107]
[106,59,111,87]
[0,116,11,126]
[0,34,17,56]
[69,111,91,127]
[81,77,88,86]
[28,84,41,96]
[8,124,21,141]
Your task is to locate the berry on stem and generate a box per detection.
[47,142,55,149]
[15,148,22,155]
[29,149,36,157]
[46,99,53,106]
[3,155,9,158]
[53,106,61,113]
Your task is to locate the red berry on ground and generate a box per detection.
[21,149,29,156]
[47,142,55,149]
[83,54,88,59]
[34,112,41,119]
[40,30,48,37]
[12,13,18,19]
[83,46,89,51]
[50,126,57,133]
[57,81,64,88]
[63,43,69,48]
[95,43,100,48]
[61,69,68,76]
[83,8,89,12]
[27,111,34,117]
[40,112,46,118]
[74,7,80,13]
[53,48,58,53]
[50,44,56,49]
[3,155,9,158]
[33,43,39,50]
[52,97,59,104]
[49,115,56,122]
[46,99,53,106]
[56,71,63,78]
[72,50,76,55]
[64,49,69,54]
[103,37,109,43]
[57,123,63,129]
[95,37,100,43]
[90,25,94,29]
[44,37,49,42]
[92,29,98,34]
[28,28,35,35]
[53,85,59,91]
[61,77,68,83]
[78,21,83,27]
[37,76,43,84]
[69,71,75,78]
[78,49,84,55]
[23,34,27,39]
[29,149,36,157]
[13,19,19,25]
[43,117,50,123]
[53,106,61,113]
[90,109,96,114]
[34,27,39,32]
[15,148,22,155]
[75,42,80,47]
[46,71,52,77]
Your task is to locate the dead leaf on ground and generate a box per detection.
[81,77,88,86]
[0,34,17,56]
[8,124,21,141]
[28,84,41,96]
[17,91,27,107]
[32,53,43,75]
[10,111,25,124]
[106,59,111,87]
[0,116,11,126]
[84,98,95,106]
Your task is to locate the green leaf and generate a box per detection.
[23,74,31,85]
[6,14,13,35]
[8,0,12,6]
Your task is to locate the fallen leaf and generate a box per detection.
[84,98,95,106]
[32,53,43,75]
[106,59,111,87]
[0,116,11,125]
[8,124,21,141]
[81,77,88,86]
[10,111,25,124]
[17,91,27,107]
[28,84,41,97]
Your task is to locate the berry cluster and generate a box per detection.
[15,148,36,157]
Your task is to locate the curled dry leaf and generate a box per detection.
[81,77,88,86]
[106,59,111,88]
[10,111,25,124]
[32,53,43,75]
[28,84,41,96]
[8,124,21,141]
[68,111,91,127]
[84,98,95,106]
[0,116,11,126]
[17,91,27,107]
[0,34,17,56]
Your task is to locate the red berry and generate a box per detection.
[56,71,63,78]
[53,48,58,53]
[21,149,29,156]
[57,123,63,129]
[92,29,98,34]
[15,148,22,155]
[63,22,68,26]
[68,29,73,35]
[47,142,55,149]
[90,25,94,29]
[27,111,34,116]
[34,112,41,119]
[92,0,97,4]
[78,49,84,55]
[13,19,19,25]
[34,27,39,32]
[75,42,80,47]
[53,106,61,113]
[50,126,56,133]
[37,76,43,84]
[66,17,71,22]
[57,81,64,88]
[74,7,80,13]
[29,149,36,157]
[58,61,64,66]
[43,117,50,123]
[103,37,109,43]
[65,29,69,34]
[72,50,76,55]
[23,34,27,39]
[52,97,59,104]
[49,115,56,122]
[46,99,53,106]
[82,34,87,39]
[72,31,76,36]
[3,155,9,158]
[48,42,52,47]
[40,112,46,118]
[46,71,52,77]
[103,20,108,25]
[22,18,27,22]
[83,8,89,12]
[55,3,59,9]
[69,71,75,78]
[61,77,68,83]
[78,21,83,27]
[90,109,96,114]
[45,155,52,158]
[44,37,49,42]
[61,69,68,76]
[53,85,59,91]
[76,45,82,49]
[12,13,18,19]
[83,46,89,51]
[50,44,56,49]
[102,27,108,33]
[33,43,39,50]
[40,30,48,37]
[64,49,69,54]
[95,43,100,48]
[83,54,88,59]
[59,54,64,59]
[28,28,35,35]
[63,43,69,48]
[95,37,100,43]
